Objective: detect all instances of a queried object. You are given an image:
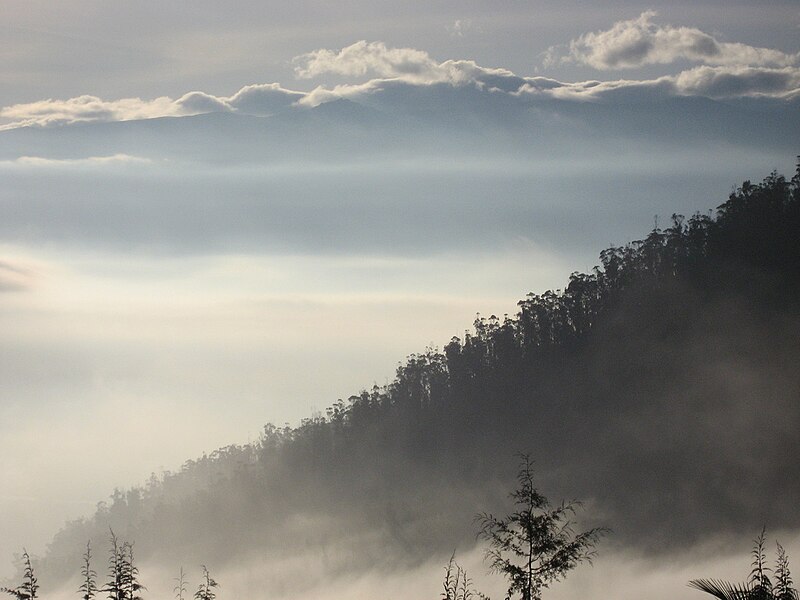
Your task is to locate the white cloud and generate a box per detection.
[294,40,445,82]
[292,41,525,106]
[0,83,308,130]
[227,83,306,116]
[0,94,205,130]
[175,91,232,114]
[293,40,516,88]
[7,154,153,167]
[548,11,799,70]
[518,65,800,101]
[1,39,798,129]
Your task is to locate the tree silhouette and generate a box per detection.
[173,568,188,600]
[78,541,98,600]
[441,553,488,600]
[120,542,145,600]
[101,531,145,600]
[102,530,124,600]
[1,550,38,600]
[194,566,218,600]
[689,529,798,600]
[475,454,607,600]
[775,544,797,600]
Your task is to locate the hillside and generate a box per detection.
[30,163,800,593]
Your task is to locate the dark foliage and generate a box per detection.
[2,551,37,600]
[475,455,606,600]
[689,529,799,600]
[194,567,218,600]
[441,553,487,600]
[78,542,98,600]
[101,531,145,600]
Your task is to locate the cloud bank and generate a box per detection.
[2,19,797,130]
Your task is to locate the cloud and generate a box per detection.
[294,40,445,82]
[175,91,232,115]
[293,40,517,88]
[674,65,800,98]
[4,154,153,167]
[0,259,37,292]
[1,39,798,130]
[523,65,800,101]
[548,11,799,70]
[0,84,306,130]
[293,40,799,103]
[0,95,188,130]
[227,83,306,116]
[291,41,529,107]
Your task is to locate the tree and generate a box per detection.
[173,568,188,600]
[688,529,798,600]
[120,542,145,600]
[194,566,218,600]
[78,541,98,600]
[1,550,38,600]
[775,544,797,600]
[102,530,124,600]
[441,553,488,600]
[101,530,145,600]
[475,454,607,600]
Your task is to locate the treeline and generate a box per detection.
[30,162,800,590]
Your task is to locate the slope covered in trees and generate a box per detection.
[30,163,800,591]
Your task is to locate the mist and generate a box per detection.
[2,8,800,599]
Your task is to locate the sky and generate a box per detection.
[1,1,799,595]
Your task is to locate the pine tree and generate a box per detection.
[475,454,607,600]
[101,530,124,600]
[78,542,98,600]
[100,531,145,600]
[194,567,218,600]
[1,550,38,600]
[774,543,798,600]
[749,529,773,600]
[442,553,488,600]
[689,529,799,600]
[120,543,145,600]
[173,568,188,600]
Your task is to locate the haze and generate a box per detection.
[1,2,799,598]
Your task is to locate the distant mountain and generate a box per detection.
[1,84,797,164]
[30,163,800,595]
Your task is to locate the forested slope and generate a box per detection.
[34,163,800,587]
